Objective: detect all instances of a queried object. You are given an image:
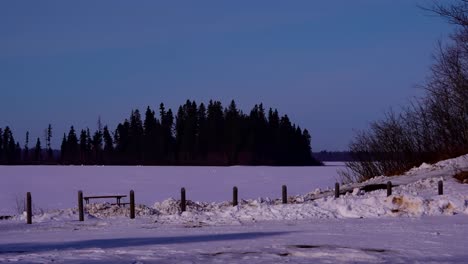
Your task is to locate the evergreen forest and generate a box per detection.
[0,100,321,166]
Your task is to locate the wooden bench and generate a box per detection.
[83,195,127,206]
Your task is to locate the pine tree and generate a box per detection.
[196,102,208,160]
[46,124,53,161]
[24,131,29,163]
[2,127,16,164]
[79,129,88,164]
[92,128,103,164]
[268,108,280,163]
[15,142,21,164]
[86,128,92,164]
[129,109,144,164]
[60,133,67,164]
[143,106,159,164]
[102,125,114,164]
[34,138,42,163]
[114,120,130,164]
[0,128,3,163]
[67,126,79,164]
[160,104,174,163]
[206,100,225,163]
[224,100,241,164]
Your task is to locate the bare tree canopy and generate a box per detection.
[343,0,468,183]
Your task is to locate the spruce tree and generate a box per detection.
[129,109,144,164]
[15,142,21,164]
[24,131,29,163]
[0,128,3,163]
[197,102,208,160]
[60,133,67,164]
[143,106,158,164]
[207,100,225,162]
[2,127,16,164]
[67,126,79,164]
[79,129,88,164]
[102,125,114,164]
[224,100,241,164]
[160,105,174,163]
[92,128,103,164]
[114,120,130,163]
[34,137,42,163]
[46,124,53,161]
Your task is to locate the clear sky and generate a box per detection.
[0,1,454,151]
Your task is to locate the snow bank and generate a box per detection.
[7,155,468,226]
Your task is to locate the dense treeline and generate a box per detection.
[313,151,355,162]
[343,0,468,182]
[1,100,321,166]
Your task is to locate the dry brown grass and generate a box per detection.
[453,171,468,184]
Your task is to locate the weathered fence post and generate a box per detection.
[233,186,238,206]
[78,190,84,221]
[282,185,287,204]
[387,181,392,197]
[26,192,32,224]
[130,190,135,219]
[438,180,443,195]
[181,187,186,212]
[335,183,340,198]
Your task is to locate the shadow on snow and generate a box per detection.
[0,231,291,254]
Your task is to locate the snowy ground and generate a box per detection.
[2,216,468,263]
[1,157,468,263]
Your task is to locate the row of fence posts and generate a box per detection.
[24,180,445,224]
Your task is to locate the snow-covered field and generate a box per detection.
[1,157,468,263]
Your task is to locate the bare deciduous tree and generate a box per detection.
[342,0,468,182]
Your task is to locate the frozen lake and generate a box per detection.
[0,163,344,215]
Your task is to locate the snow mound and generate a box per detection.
[85,203,159,218]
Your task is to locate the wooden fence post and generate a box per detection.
[387,181,392,197]
[233,186,238,206]
[438,180,443,195]
[282,185,287,204]
[130,190,135,219]
[335,183,340,198]
[26,192,32,224]
[78,190,84,221]
[181,187,186,212]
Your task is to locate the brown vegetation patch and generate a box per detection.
[392,196,403,206]
[453,171,468,184]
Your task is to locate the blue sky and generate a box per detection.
[0,1,454,150]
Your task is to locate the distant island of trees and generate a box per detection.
[0,100,322,166]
